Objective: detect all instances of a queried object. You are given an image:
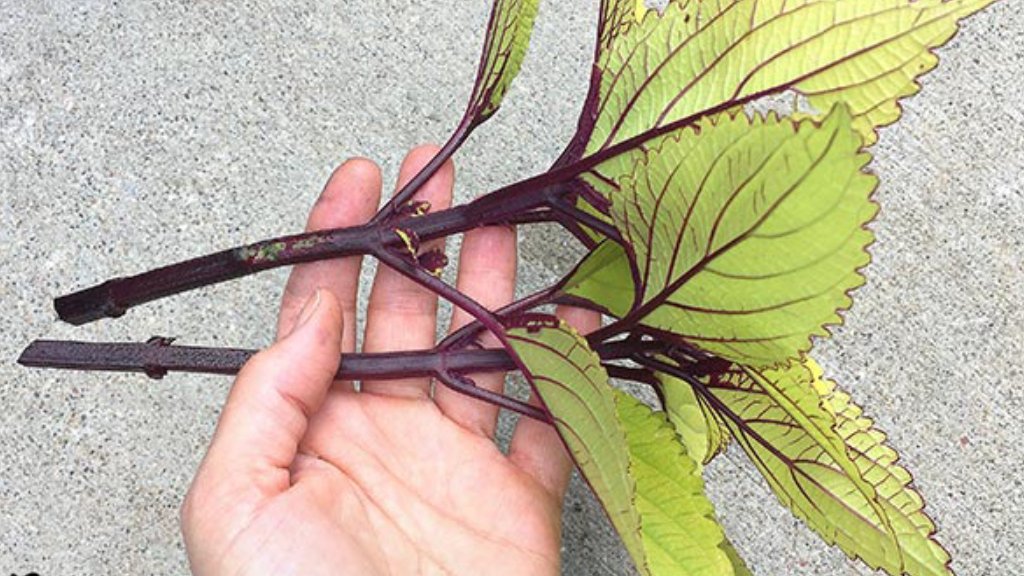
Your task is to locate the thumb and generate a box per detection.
[195,289,343,501]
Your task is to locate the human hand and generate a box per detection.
[180,146,599,576]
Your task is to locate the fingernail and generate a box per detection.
[292,290,322,335]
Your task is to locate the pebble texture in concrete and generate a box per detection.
[1,1,1021,574]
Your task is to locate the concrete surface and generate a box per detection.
[1,0,1021,574]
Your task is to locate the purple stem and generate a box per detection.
[372,121,472,225]
[55,79,780,327]
[20,337,663,380]
[434,370,549,422]
[18,339,552,420]
[19,338,668,421]
[55,225,377,325]
[55,181,562,326]
[548,197,621,243]
[437,286,558,351]
[18,339,515,381]
[375,248,506,340]
[507,209,562,226]
[604,364,658,387]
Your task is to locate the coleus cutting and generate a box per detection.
[19,0,1001,573]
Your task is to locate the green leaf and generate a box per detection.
[506,318,644,567]
[559,240,634,318]
[586,105,878,367]
[807,358,953,575]
[506,318,737,575]
[586,0,996,153]
[464,0,540,125]
[598,0,649,51]
[658,372,731,466]
[697,359,951,575]
[717,539,754,576]
[597,0,636,44]
[616,390,737,575]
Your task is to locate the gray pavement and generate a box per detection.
[1,1,1022,574]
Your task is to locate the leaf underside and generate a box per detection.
[507,0,994,574]
[808,358,952,575]
[553,1,995,568]
[506,319,739,575]
[569,105,878,368]
[584,0,995,155]
[617,390,736,575]
[506,319,645,566]
[465,0,540,125]
[698,358,952,575]
[597,0,650,52]
[659,372,732,466]
[558,239,634,317]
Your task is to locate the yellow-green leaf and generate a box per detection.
[699,359,951,575]
[506,319,644,567]
[559,240,634,318]
[616,390,737,575]
[598,0,649,51]
[586,0,996,152]
[465,0,540,124]
[507,319,738,575]
[659,372,731,465]
[589,105,878,367]
[552,246,738,464]
[807,358,953,575]
[718,539,754,576]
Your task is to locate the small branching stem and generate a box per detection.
[548,197,621,243]
[374,248,505,339]
[604,365,659,387]
[438,286,558,351]
[435,370,549,422]
[372,122,472,225]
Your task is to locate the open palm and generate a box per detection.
[181,147,598,576]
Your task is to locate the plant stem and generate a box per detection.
[585,312,630,344]
[53,81,779,327]
[54,181,562,326]
[548,196,621,243]
[19,338,553,419]
[55,225,378,325]
[19,337,664,376]
[18,339,516,380]
[604,364,659,386]
[24,336,697,423]
[506,209,562,226]
[434,370,549,422]
[438,286,558,351]
[375,248,506,340]
[373,122,472,225]
[19,334,671,419]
